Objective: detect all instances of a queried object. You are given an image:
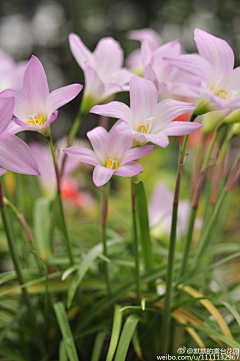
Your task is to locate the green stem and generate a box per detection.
[131,177,140,304]
[216,131,234,167]
[102,181,112,295]
[47,136,74,266]
[201,122,225,170]
[181,113,197,163]
[0,181,45,355]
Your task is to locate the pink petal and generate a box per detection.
[0,133,40,175]
[127,28,162,50]
[121,145,154,166]
[93,165,114,187]
[46,84,83,114]
[40,111,58,130]
[5,121,24,135]
[90,101,132,124]
[114,161,143,177]
[151,99,195,133]
[194,28,234,86]
[0,89,31,122]
[0,168,7,176]
[108,68,133,86]
[0,97,15,135]
[87,126,109,164]
[130,76,158,125]
[164,54,212,86]
[23,56,49,114]
[144,133,169,148]
[83,62,105,103]
[115,120,147,145]
[63,147,98,166]
[14,117,39,131]
[69,33,94,68]
[108,120,133,157]
[93,37,123,76]
[161,121,202,136]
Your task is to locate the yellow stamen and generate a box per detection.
[218,89,227,100]
[105,157,120,169]
[139,124,149,133]
[26,114,43,126]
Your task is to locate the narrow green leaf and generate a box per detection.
[114,315,140,361]
[106,304,123,361]
[133,181,153,272]
[67,239,121,308]
[54,302,79,361]
[0,347,26,361]
[62,265,79,281]
[90,331,106,361]
[59,339,68,361]
[34,197,51,260]
[132,329,144,360]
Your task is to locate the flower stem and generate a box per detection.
[131,177,140,304]
[68,108,84,147]
[160,149,185,355]
[101,181,112,295]
[181,113,197,163]
[216,131,234,167]
[0,180,45,355]
[201,122,225,170]
[47,136,74,266]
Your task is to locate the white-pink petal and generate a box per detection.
[87,126,109,164]
[114,161,143,177]
[63,147,99,166]
[161,121,202,136]
[0,89,32,122]
[93,165,114,187]
[46,84,83,115]
[144,133,169,148]
[121,145,154,166]
[69,33,93,68]
[0,97,15,136]
[90,101,132,124]
[83,62,105,103]
[0,168,7,176]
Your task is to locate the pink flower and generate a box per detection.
[91,76,202,147]
[0,55,83,136]
[63,120,154,187]
[69,33,133,112]
[164,29,240,114]
[0,97,39,176]
[0,49,27,92]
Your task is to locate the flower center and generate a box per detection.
[139,124,149,133]
[218,89,227,100]
[138,117,155,134]
[26,113,43,126]
[105,157,120,169]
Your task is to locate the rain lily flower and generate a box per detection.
[164,29,240,115]
[0,49,27,92]
[69,33,133,113]
[0,97,39,176]
[63,120,154,187]
[91,76,202,147]
[0,55,83,137]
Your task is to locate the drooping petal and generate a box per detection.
[69,33,94,68]
[121,144,154,166]
[46,84,83,115]
[130,76,158,126]
[63,147,99,166]
[0,89,32,122]
[93,165,114,187]
[87,126,109,164]
[23,56,49,114]
[0,168,7,176]
[114,161,143,177]
[108,120,133,158]
[90,101,133,124]
[0,97,15,135]
[194,28,234,86]
[0,133,40,175]
[161,121,202,136]
[93,37,124,77]
[150,99,195,133]
[164,54,212,87]
[144,133,169,148]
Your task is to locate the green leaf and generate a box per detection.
[132,329,144,360]
[114,315,140,361]
[90,331,106,361]
[34,197,51,260]
[0,347,26,361]
[67,239,122,308]
[133,182,153,272]
[105,304,123,361]
[59,339,68,361]
[62,265,79,281]
[54,302,79,361]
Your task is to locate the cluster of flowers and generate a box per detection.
[0,27,239,190]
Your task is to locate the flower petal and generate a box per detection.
[87,126,109,164]
[127,28,162,50]
[144,133,169,148]
[194,28,234,86]
[150,99,195,133]
[40,111,58,130]
[5,120,25,135]
[63,147,98,166]
[93,37,123,76]
[164,54,212,86]
[161,121,202,136]
[130,76,158,126]
[114,161,143,177]
[115,120,147,145]
[121,145,154,166]
[0,89,31,122]
[0,168,7,176]
[0,97,15,135]
[108,120,133,158]
[69,33,94,68]
[0,133,40,175]
[90,101,132,124]
[83,62,105,103]
[93,165,114,187]
[46,84,83,114]
[23,56,49,114]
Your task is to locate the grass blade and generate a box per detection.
[59,339,68,361]
[105,304,123,361]
[90,331,106,361]
[114,315,140,361]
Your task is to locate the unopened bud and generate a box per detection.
[231,123,240,136]
[202,110,229,134]
[224,109,240,124]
